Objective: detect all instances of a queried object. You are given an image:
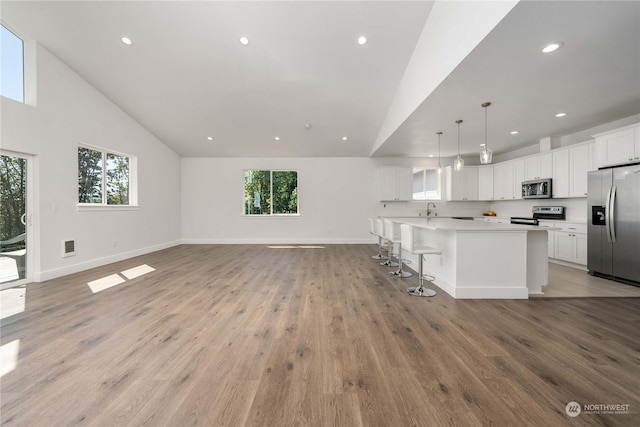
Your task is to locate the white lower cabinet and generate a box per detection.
[553,223,587,265]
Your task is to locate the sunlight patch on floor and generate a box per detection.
[87,264,155,294]
[0,287,26,320]
[87,274,125,293]
[0,339,20,378]
[121,264,156,280]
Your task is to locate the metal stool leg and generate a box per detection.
[380,240,399,267]
[406,255,436,297]
[390,242,412,278]
[371,235,385,260]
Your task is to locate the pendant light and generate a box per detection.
[454,120,464,171]
[436,131,443,175]
[480,101,493,164]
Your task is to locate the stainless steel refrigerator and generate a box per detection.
[588,163,640,285]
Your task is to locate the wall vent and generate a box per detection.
[62,239,75,258]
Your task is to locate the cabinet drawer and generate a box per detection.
[557,223,587,234]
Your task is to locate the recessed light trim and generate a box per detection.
[357,36,367,45]
[239,36,249,46]
[121,36,132,45]
[341,136,348,141]
[510,131,519,135]
[207,136,213,141]
[274,136,280,141]
[542,42,563,53]
[555,112,568,118]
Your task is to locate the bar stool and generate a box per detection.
[377,219,398,268]
[400,224,441,297]
[368,218,385,260]
[383,219,411,278]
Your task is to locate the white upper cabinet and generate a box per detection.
[552,148,570,198]
[513,159,525,199]
[446,166,478,201]
[593,124,640,168]
[379,167,412,201]
[569,143,590,197]
[478,165,494,201]
[524,152,553,180]
[493,161,515,200]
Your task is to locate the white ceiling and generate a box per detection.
[2,1,639,160]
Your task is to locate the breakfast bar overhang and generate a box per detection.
[388,218,549,299]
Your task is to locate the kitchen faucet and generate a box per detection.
[426,202,436,216]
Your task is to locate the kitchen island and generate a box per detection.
[388,217,549,299]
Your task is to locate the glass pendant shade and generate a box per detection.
[454,156,464,171]
[454,120,464,171]
[479,101,493,164]
[480,147,493,164]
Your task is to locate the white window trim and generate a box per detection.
[242,169,299,216]
[77,144,138,208]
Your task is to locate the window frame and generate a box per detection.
[412,167,442,201]
[0,23,25,103]
[243,169,299,216]
[77,144,138,210]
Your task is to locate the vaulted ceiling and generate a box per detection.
[2,1,639,159]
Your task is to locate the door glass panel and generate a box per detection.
[0,154,27,284]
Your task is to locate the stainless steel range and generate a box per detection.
[510,206,565,226]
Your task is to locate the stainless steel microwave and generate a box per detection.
[522,178,552,199]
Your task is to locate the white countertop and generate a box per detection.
[390,217,544,232]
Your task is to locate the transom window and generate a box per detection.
[413,167,442,200]
[1,24,24,103]
[244,170,298,215]
[78,146,137,206]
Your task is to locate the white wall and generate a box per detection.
[1,43,182,281]
[181,157,378,244]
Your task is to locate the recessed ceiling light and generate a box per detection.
[239,36,249,46]
[274,136,280,141]
[341,136,348,141]
[555,112,568,118]
[542,42,563,53]
[510,131,519,135]
[207,136,213,141]
[121,36,132,45]
[480,143,486,147]
[357,36,367,45]
[304,123,312,130]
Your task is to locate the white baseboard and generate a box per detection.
[180,238,376,245]
[34,240,181,282]
[549,258,588,271]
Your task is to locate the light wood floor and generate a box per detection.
[1,244,639,426]
[535,262,640,298]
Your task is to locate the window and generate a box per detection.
[244,170,298,215]
[78,146,136,206]
[1,24,24,103]
[412,167,442,200]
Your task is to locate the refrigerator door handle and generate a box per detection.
[610,185,617,243]
[605,185,613,242]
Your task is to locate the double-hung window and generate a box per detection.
[244,170,298,215]
[78,146,137,206]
